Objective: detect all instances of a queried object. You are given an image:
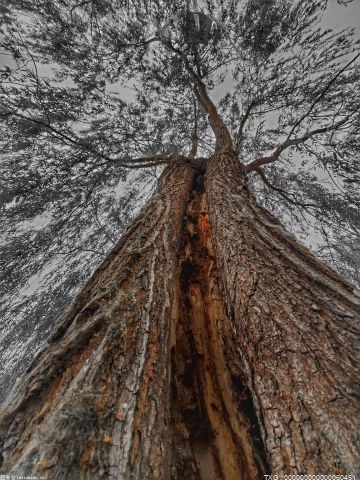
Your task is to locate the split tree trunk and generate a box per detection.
[0,153,359,479]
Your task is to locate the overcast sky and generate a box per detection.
[323,0,360,33]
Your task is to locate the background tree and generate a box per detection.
[0,0,359,478]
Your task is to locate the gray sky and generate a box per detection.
[323,0,360,33]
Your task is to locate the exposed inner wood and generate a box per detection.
[170,168,268,480]
[1,157,359,478]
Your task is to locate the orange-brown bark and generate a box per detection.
[170,168,267,479]
[0,153,359,479]
[0,160,196,479]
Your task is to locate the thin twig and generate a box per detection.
[235,100,256,154]
[253,166,318,209]
[285,51,360,143]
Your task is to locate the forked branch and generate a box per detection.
[192,76,233,151]
[246,117,351,174]
[286,51,360,143]
[164,40,233,151]
[1,109,176,169]
[246,52,360,173]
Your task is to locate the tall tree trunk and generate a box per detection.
[0,160,195,479]
[206,151,360,474]
[0,153,359,479]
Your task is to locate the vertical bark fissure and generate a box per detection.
[170,167,268,480]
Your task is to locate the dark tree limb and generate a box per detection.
[0,109,178,169]
[190,95,198,158]
[235,100,256,154]
[163,40,233,152]
[252,166,318,209]
[16,31,52,125]
[285,51,360,143]
[192,77,233,151]
[245,52,359,173]
[245,116,352,173]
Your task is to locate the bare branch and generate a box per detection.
[1,109,178,170]
[190,96,198,158]
[129,152,183,166]
[1,109,118,162]
[124,159,173,169]
[192,77,233,151]
[285,51,360,143]
[253,167,318,209]
[164,40,233,151]
[16,31,51,125]
[245,52,360,174]
[235,100,256,154]
[245,116,352,174]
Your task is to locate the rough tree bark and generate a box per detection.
[0,152,359,479]
[206,151,360,474]
[0,160,195,479]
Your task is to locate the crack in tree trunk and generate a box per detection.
[171,168,268,479]
[0,154,359,479]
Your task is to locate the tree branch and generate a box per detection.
[285,51,360,143]
[124,158,173,169]
[245,116,351,174]
[163,40,233,151]
[235,100,256,154]
[190,95,198,158]
[2,109,118,161]
[245,52,360,173]
[192,77,233,151]
[128,152,184,167]
[1,109,177,169]
[16,31,52,125]
[253,166,318,209]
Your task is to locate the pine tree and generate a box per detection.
[0,1,359,478]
